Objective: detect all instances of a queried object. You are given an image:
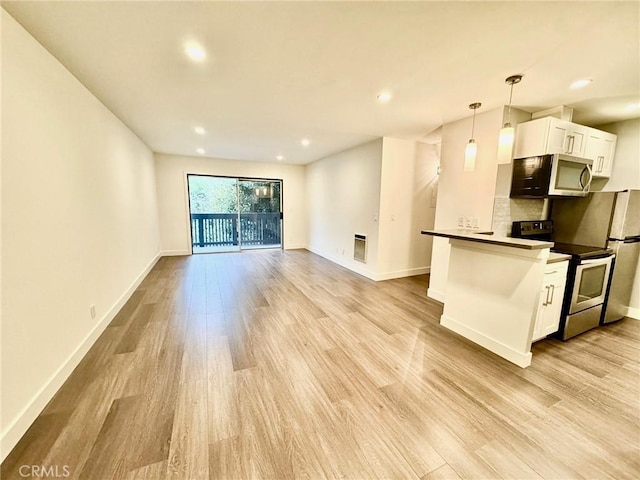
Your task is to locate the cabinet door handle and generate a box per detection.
[549,284,555,304]
[545,270,557,275]
[543,285,551,306]
[567,135,575,154]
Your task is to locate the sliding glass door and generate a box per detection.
[188,175,240,253]
[238,179,282,249]
[187,175,282,254]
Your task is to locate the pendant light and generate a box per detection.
[464,102,481,172]
[497,74,523,164]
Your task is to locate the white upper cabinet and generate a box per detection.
[513,116,616,178]
[549,118,588,157]
[514,117,590,159]
[584,130,617,178]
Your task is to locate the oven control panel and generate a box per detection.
[512,220,553,238]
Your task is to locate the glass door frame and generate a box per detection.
[236,178,283,251]
[186,173,284,255]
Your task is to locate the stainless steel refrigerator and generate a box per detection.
[551,189,640,323]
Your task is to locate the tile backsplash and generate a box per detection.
[492,197,546,236]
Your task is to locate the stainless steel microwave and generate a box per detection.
[510,154,593,198]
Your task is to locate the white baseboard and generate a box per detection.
[0,252,161,462]
[375,266,430,281]
[440,314,532,368]
[427,287,445,303]
[305,246,432,282]
[305,245,377,281]
[160,249,190,256]
[284,244,307,250]
[626,306,640,320]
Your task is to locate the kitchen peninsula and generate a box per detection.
[421,229,565,368]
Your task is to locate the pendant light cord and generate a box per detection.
[504,74,523,128]
[507,82,514,126]
[471,108,477,138]
[469,102,481,138]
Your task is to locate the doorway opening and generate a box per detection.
[187,175,283,254]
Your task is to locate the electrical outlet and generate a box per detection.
[90,305,96,319]
[458,216,464,227]
[472,217,479,229]
[465,217,472,228]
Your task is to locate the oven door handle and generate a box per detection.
[580,256,613,266]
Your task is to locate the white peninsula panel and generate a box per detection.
[422,230,553,367]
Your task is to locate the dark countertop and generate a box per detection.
[421,229,554,250]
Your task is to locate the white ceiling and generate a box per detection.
[3,1,639,165]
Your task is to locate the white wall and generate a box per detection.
[1,11,160,460]
[154,153,307,254]
[428,107,505,302]
[306,138,437,281]
[376,139,438,280]
[305,139,383,279]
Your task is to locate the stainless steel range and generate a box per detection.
[512,220,614,340]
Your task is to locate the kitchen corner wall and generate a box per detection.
[491,108,539,236]
[376,139,438,280]
[428,107,505,302]
[1,11,160,460]
[305,137,437,281]
[154,154,307,254]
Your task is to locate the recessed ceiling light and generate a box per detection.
[570,79,592,89]
[196,148,205,155]
[276,155,284,161]
[626,102,640,110]
[301,138,310,147]
[377,91,392,102]
[184,43,206,62]
[194,126,206,135]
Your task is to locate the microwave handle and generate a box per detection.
[580,164,593,192]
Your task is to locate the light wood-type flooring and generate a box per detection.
[2,249,639,479]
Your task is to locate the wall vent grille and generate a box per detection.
[354,234,367,263]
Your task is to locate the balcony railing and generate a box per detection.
[191,213,281,248]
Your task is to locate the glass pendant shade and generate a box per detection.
[464,102,481,172]
[464,139,477,171]
[497,74,523,165]
[497,125,515,164]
